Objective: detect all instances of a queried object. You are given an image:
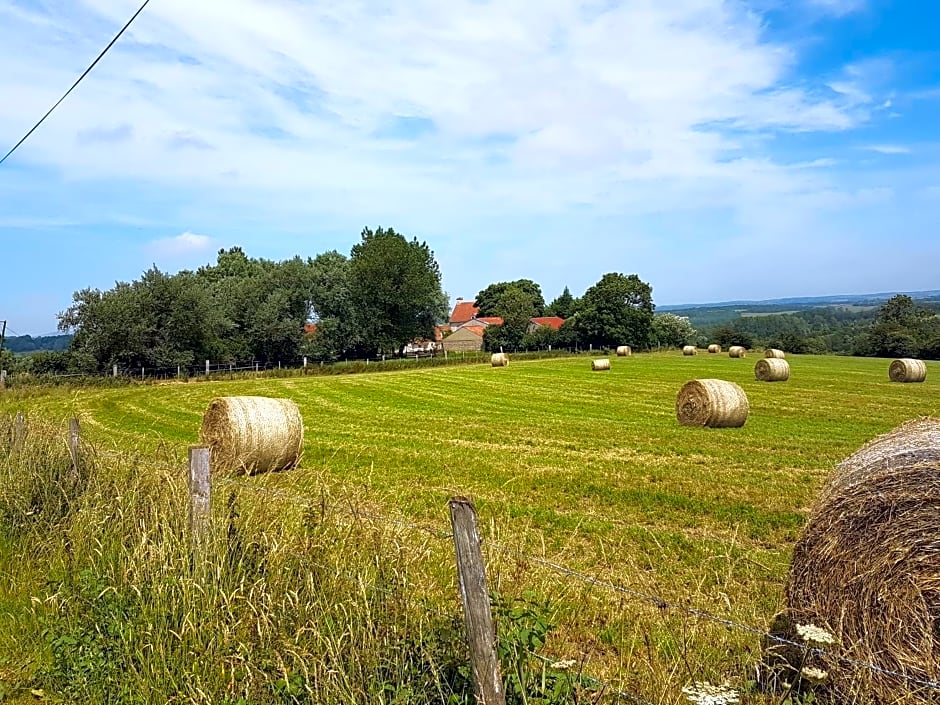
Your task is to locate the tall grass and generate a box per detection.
[0,415,480,703]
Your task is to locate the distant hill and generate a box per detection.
[659,289,940,311]
[3,334,73,354]
[658,290,940,328]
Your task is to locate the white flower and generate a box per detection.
[681,682,740,705]
[795,623,837,646]
[801,666,828,684]
[549,658,577,670]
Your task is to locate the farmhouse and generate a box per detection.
[528,316,565,333]
[441,299,566,352]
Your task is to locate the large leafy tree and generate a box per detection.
[348,227,448,355]
[858,294,940,358]
[545,286,577,319]
[474,280,545,318]
[651,313,698,348]
[574,273,654,349]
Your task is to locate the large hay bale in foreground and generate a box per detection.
[784,418,940,703]
[591,358,610,371]
[728,346,746,358]
[754,358,790,382]
[682,345,697,356]
[765,348,785,359]
[491,353,509,367]
[616,345,632,357]
[675,379,748,428]
[889,358,927,383]
[200,396,303,475]
[707,344,721,354]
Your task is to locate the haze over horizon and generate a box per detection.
[1,0,938,335]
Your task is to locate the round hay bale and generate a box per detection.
[889,358,926,383]
[784,418,940,703]
[765,348,785,359]
[591,358,611,371]
[728,346,746,358]
[199,396,303,476]
[616,345,632,357]
[491,353,509,367]
[707,344,721,354]
[675,379,749,428]
[682,345,697,356]
[754,358,790,382]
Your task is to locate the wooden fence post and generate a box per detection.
[449,496,505,705]
[68,418,80,479]
[188,446,211,543]
[206,360,210,375]
[112,364,118,378]
[0,369,6,389]
[13,412,25,450]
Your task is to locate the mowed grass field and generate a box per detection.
[3,351,939,695]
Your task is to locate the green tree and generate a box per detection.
[475,280,545,318]
[348,227,448,355]
[860,294,940,358]
[573,273,654,349]
[305,251,361,360]
[651,313,698,348]
[545,286,577,319]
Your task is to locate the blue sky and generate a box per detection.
[0,0,938,334]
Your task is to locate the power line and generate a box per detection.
[0,0,152,167]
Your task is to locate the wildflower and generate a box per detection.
[681,682,740,705]
[795,623,837,646]
[801,666,828,684]
[549,658,577,670]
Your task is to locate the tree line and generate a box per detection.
[2,225,937,377]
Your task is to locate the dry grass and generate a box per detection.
[890,358,927,383]
[675,379,750,428]
[754,358,790,382]
[591,358,610,371]
[199,396,304,475]
[784,418,940,703]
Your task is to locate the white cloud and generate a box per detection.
[0,0,884,224]
[145,231,215,258]
[861,144,911,155]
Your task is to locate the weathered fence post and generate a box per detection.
[449,496,505,705]
[188,446,211,543]
[13,412,25,450]
[68,418,81,479]
[0,370,6,389]
[255,362,259,373]
[303,356,308,369]
[112,364,118,378]
[206,359,210,375]
[141,366,145,380]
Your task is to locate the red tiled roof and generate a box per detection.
[433,325,450,342]
[461,326,485,337]
[450,300,479,324]
[476,316,504,326]
[530,316,565,330]
[304,323,318,336]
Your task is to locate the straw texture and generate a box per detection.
[491,353,509,367]
[682,345,697,356]
[591,358,611,371]
[675,379,749,428]
[707,344,721,354]
[728,346,746,358]
[784,418,940,703]
[765,348,785,359]
[754,358,790,382]
[616,345,632,357]
[199,396,303,475]
[889,358,927,383]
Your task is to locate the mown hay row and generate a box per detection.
[675,379,749,428]
[784,418,940,704]
[200,396,304,476]
[889,358,927,383]
[754,358,790,382]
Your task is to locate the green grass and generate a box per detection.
[2,351,938,702]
